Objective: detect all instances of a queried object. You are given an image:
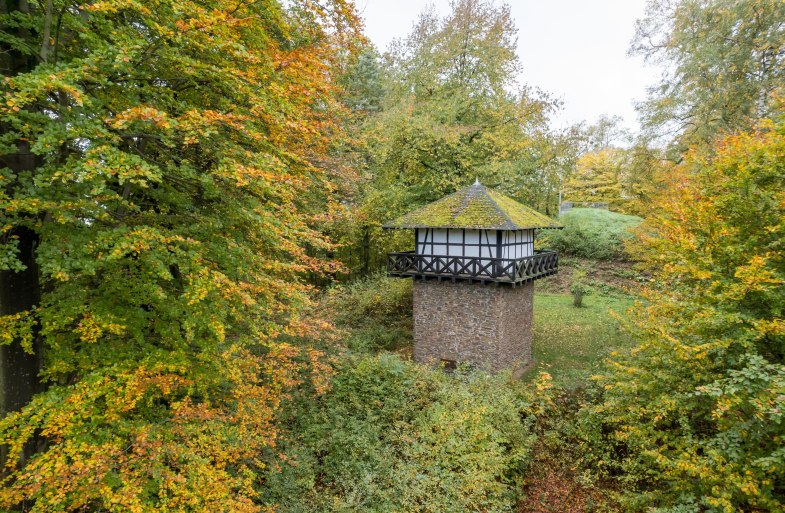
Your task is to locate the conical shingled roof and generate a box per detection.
[384,181,563,230]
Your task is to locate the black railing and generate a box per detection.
[387,250,559,284]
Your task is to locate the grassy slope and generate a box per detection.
[560,207,642,226]
[323,273,639,389]
[540,208,643,260]
[530,293,635,389]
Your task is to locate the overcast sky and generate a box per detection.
[353,0,662,134]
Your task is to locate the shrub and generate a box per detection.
[576,116,785,512]
[540,208,642,260]
[262,354,554,512]
[323,273,413,351]
[570,268,590,307]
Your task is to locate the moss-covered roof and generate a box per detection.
[384,181,563,230]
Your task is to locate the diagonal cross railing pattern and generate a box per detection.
[387,250,559,284]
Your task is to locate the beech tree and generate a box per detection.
[583,110,785,511]
[562,144,666,216]
[0,0,360,509]
[374,0,554,203]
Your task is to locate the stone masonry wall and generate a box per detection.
[412,280,533,373]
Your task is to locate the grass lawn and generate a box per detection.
[529,292,636,389]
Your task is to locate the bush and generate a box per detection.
[262,355,554,512]
[575,117,785,512]
[570,268,590,307]
[540,208,642,260]
[323,273,413,352]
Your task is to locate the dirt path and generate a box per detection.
[517,390,623,513]
[517,445,618,513]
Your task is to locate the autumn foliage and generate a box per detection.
[2,0,785,510]
[582,112,785,511]
[0,0,360,510]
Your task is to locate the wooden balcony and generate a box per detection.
[387,250,559,285]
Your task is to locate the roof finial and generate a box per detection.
[474,177,480,186]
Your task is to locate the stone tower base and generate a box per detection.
[412,280,533,374]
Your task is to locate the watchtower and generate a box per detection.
[385,180,562,375]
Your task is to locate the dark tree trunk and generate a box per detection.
[0,226,42,416]
[0,0,44,418]
[361,227,370,277]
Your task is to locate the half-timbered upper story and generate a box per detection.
[384,180,563,285]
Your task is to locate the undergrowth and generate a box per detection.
[310,271,640,513]
[322,273,413,352]
[263,354,555,513]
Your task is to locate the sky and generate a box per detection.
[353,0,662,134]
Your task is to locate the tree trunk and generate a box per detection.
[0,226,42,416]
[361,227,370,277]
[0,0,43,418]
